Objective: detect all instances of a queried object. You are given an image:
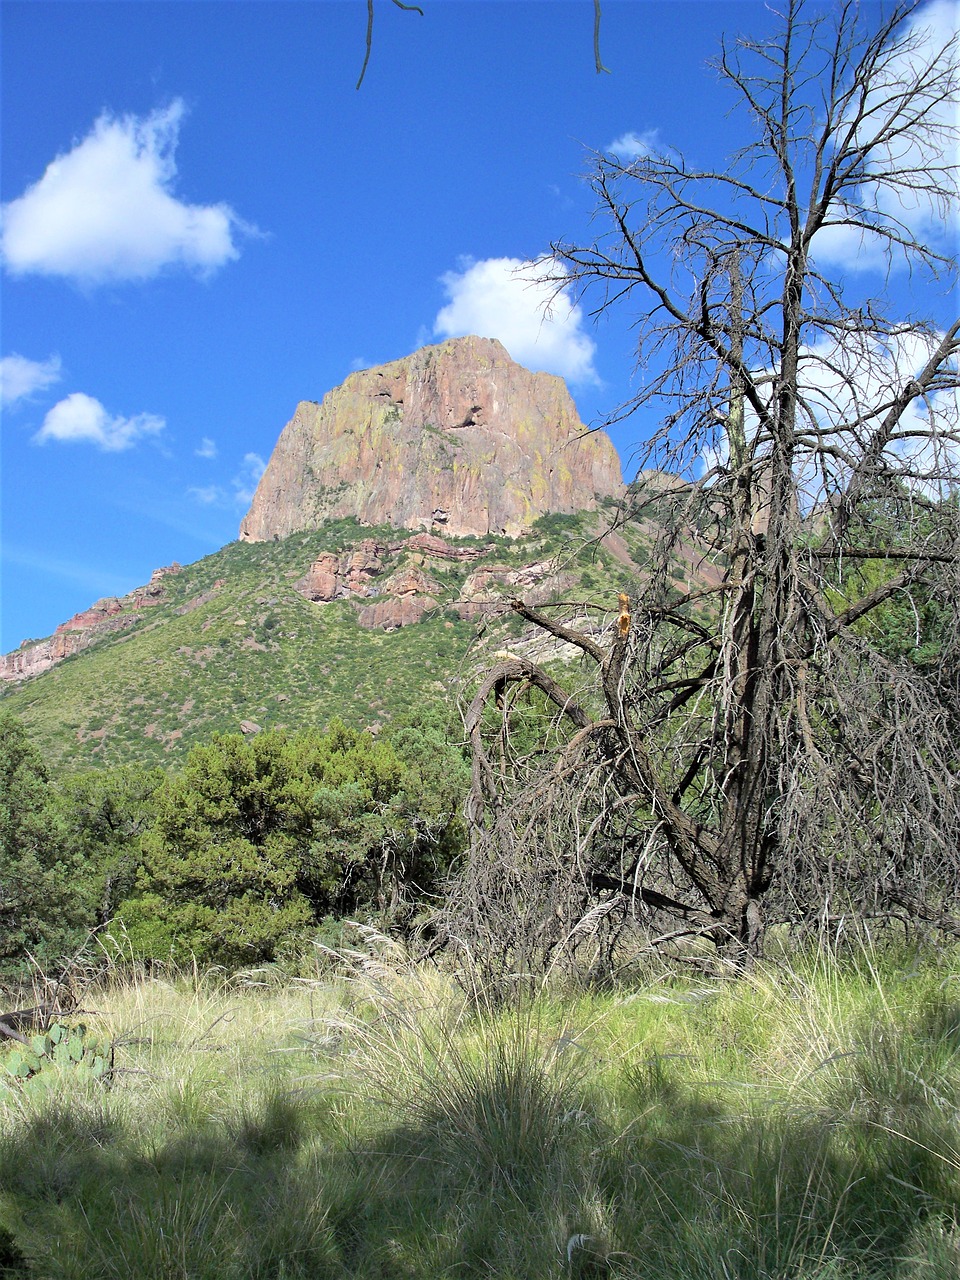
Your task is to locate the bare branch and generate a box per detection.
[450,0,960,982]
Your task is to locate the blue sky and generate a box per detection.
[1,0,956,652]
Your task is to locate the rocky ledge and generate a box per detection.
[0,564,182,683]
[294,532,575,633]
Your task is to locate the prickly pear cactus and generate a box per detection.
[2,1022,113,1097]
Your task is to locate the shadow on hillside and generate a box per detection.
[2,1010,959,1278]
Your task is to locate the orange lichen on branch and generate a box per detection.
[617,592,631,640]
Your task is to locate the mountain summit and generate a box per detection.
[239,336,624,542]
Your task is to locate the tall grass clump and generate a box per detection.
[0,934,958,1277]
[583,940,960,1279]
[306,930,610,1274]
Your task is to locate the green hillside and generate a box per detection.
[1,509,660,774]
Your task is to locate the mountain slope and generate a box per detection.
[1,339,719,773]
[1,510,673,772]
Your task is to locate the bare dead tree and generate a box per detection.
[450,0,959,975]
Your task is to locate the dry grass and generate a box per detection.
[1,934,958,1278]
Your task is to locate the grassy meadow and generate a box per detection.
[2,937,959,1279]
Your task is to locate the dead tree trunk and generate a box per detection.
[449,2,960,979]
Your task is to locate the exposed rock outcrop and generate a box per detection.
[379,565,441,598]
[455,562,575,621]
[356,594,440,632]
[403,532,486,562]
[0,627,130,682]
[294,532,479,610]
[0,564,181,683]
[294,540,388,602]
[239,336,623,543]
[295,537,445,630]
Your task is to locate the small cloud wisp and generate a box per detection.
[34,392,165,451]
[0,353,62,407]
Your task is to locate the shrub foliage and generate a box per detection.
[117,720,467,966]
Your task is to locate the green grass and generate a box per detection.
[2,938,958,1277]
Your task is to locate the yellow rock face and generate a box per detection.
[239,336,623,542]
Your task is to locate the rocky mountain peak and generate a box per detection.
[239,336,624,543]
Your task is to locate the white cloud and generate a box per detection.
[0,353,62,406]
[187,483,225,505]
[434,256,598,385]
[795,328,959,497]
[233,452,266,505]
[1,100,250,284]
[186,451,266,508]
[697,327,959,503]
[195,436,218,459]
[607,129,667,162]
[813,0,959,269]
[33,392,165,451]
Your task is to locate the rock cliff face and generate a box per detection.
[239,336,623,543]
